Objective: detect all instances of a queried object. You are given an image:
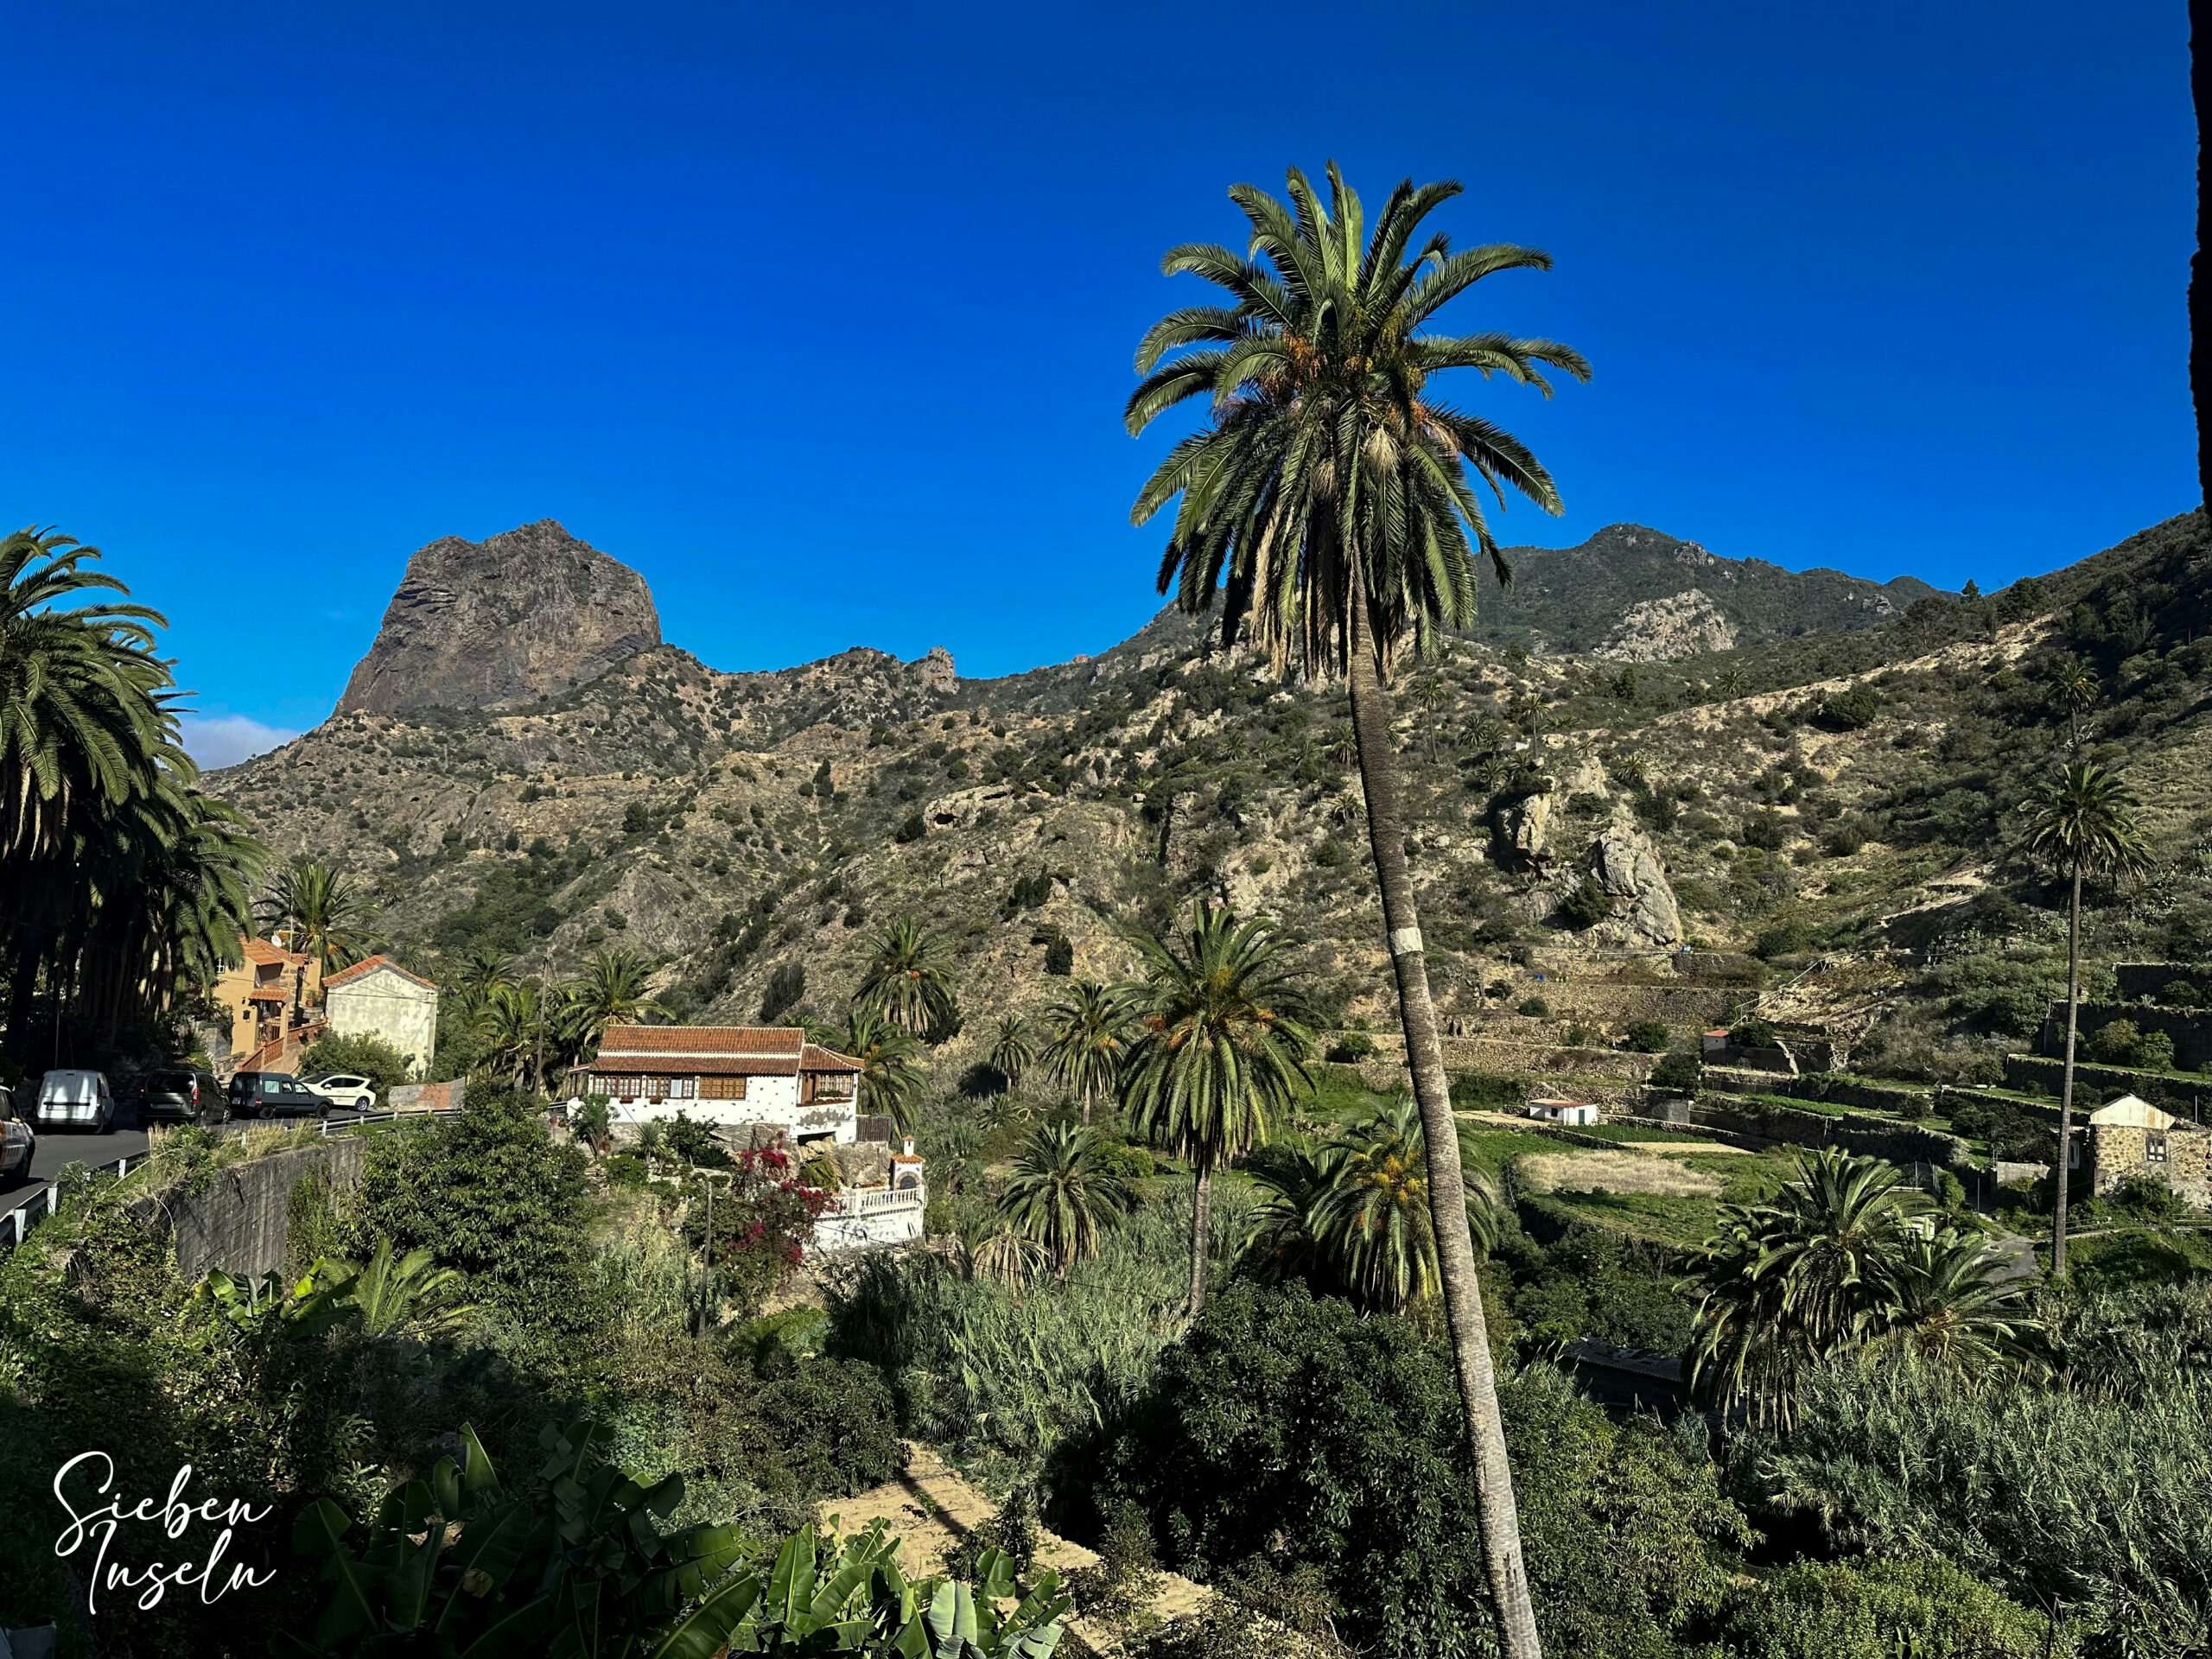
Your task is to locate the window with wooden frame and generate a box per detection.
[701,1076,748,1101]
[671,1076,698,1100]
[2148,1132,2170,1165]
[611,1075,643,1100]
[807,1071,856,1102]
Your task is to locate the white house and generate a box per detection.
[321,956,440,1078]
[573,1024,866,1144]
[1528,1097,1601,1128]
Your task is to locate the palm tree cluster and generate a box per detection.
[1688,1148,2040,1429]
[1,527,265,1060]
[456,945,666,1095]
[1244,1096,1502,1314]
[983,904,1313,1319]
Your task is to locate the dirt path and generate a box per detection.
[1625,1140,1754,1156]
[820,1442,1213,1652]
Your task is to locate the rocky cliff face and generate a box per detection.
[334,521,661,716]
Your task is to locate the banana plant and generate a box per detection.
[288,1423,1071,1658]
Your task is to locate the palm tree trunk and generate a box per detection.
[1344,595,1542,1659]
[1186,1161,1212,1319]
[2053,864,2085,1277]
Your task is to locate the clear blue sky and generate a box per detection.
[3,1,2194,765]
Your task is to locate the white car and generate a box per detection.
[305,1073,378,1111]
[0,1085,35,1189]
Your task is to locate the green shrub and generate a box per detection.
[1624,1020,1671,1053]
[1648,1051,1701,1093]
[1556,874,1612,929]
[894,812,926,843]
[1516,996,1551,1019]
[759,960,806,1023]
[351,1091,591,1315]
[1078,1282,1747,1659]
[300,1031,413,1096]
[1716,1557,2063,1658]
[1325,1033,1377,1063]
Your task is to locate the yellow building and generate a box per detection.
[210,936,322,1071]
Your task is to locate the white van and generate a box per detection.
[35,1070,115,1134]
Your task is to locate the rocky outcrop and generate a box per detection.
[1588,824,1682,947]
[335,521,661,716]
[1502,792,1554,864]
[1597,589,1738,663]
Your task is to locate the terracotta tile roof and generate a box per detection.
[801,1043,862,1072]
[241,937,289,965]
[245,987,289,1003]
[598,1025,804,1058]
[322,954,441,993]
[587,1053,799,1077]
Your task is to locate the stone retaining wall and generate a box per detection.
[130,1139,365,1281]
[2002,1054,2212,1115]
[2040,1001,2212,1070]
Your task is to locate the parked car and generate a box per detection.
[227,1071,327,1120]
[304,1073,378,1112]
[140,1066,224,1125]
[35,1069,115,1134]
[0,1084,35,1189]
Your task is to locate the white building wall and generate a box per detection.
[326,972,438,1078]
[593,1074,858,1141]
[813,1187,926,1252]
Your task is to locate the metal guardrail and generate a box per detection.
[0,1106,461,1257]
[0,1150,152,1253]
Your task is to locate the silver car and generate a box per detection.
[35,1069,115,1134]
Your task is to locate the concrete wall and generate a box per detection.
[326,970,437,1077]
[132,1138,365,1281]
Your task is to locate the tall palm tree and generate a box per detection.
[2022,761,2152,1275]
[0,526,173,871]
[563,946,665,1052]
[1037,981,1135,1124]
[818,1006,925,1135]
[986,1014,1036,1090]
[854,917,958,1039]
[260,858,374,979]
[1311,1096,1501,1313]
[2052,658,2100,749]
[996,1120,1138,1277]
[1120,904,1312,1319]
[1127,163,1585,1653]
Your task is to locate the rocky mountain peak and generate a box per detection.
[334,521,661,717]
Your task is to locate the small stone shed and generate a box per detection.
[2085,1094,2211,1208]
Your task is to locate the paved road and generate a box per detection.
[2,1105,367,1219]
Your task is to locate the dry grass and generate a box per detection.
[1516,1148,1725,1199]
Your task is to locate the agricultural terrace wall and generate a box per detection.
[2115,963,2209,1001]
[2041,1002,2212,1070]
[2003,1055,2212,1116]
[1701,1068,1934,1116]
[1661,1098,1971,1169]
[1354,1039,1656,1092]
